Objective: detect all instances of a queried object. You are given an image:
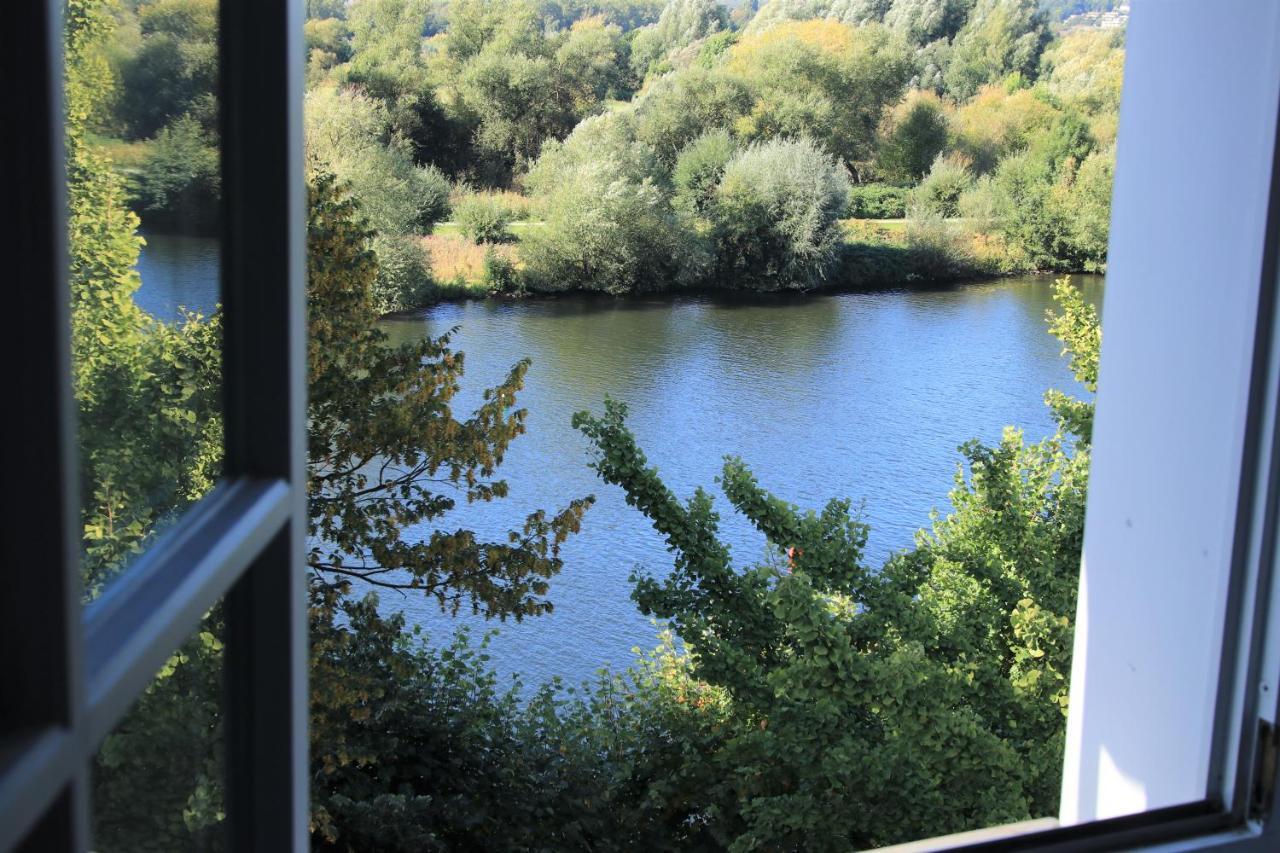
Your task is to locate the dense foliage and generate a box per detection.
[95,0,1123,304]
[568,275,1095,847]
[75,0,1118,849]
[70,5,587,848]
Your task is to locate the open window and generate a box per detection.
[6,1,1280,851]
[2,1,307,849]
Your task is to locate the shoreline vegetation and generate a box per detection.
[101,0,1120,315]
[413,213,1083,308]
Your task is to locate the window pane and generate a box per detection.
[92,613,225,852]
[66,0,223,599]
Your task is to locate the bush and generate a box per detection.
[958,174,1000,225]
[707,137,851,290]
[522,160,709,294]
[370,234,432,313]
[845,183,908,219]
[1065,147,1113,271]
[482,249,522,292]
[572,288,1096,845]
[672,129,735,215]
[876,90,950,183]
[522,130,709,294]
[903,211,976,280]
[133,114,221,233]
[305,86,450,234]
[305,86,450,310]
[449,187,535,221]
[909,154,974,219]
[454,195,514,244]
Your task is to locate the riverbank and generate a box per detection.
[412,216,1095,310]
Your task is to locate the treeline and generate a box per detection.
[92,0,1121,311]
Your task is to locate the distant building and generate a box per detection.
[1063,3,1130,31]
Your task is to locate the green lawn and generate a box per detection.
[431,220,542,239]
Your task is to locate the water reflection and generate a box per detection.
[132,233,221,322]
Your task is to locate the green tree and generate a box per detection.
[983,134,1113,272]
[876,89,950,183]
[305,172,593,614]
[304,15,353,85]
[341,0,469,173]
[705,137,851,290]
[71,4,593,845]
[944,0,1049,99]
[883,0,973,46]
[673,128,736,215]
[132,113,221,233]
[633,66,755,167]
[723,20,913,175]
[571,277,1098,847]
[67,0,222,594]
[305,84,451,311]
[629,0,730,78]
[556,15,634,111]
[116,0,219,138]
[458,49,578,176]
[67,4,223,847]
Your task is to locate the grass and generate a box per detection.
[448,188,538,221]
[432,220,542,239]
[88,134,152,172]
[422,233,521,290]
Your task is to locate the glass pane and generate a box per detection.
[66,0,223,599]
[92,612,225,852]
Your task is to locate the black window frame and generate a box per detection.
[1,1,308,850]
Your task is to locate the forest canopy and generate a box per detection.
[91,0,1123,306]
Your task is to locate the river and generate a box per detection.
[137,232,1101,689]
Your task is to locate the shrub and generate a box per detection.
[454,195,514,244]
[522,170,708,294]
[1064,146,1113,271]
[305,86,450,310]
[449,187,535,221]
[133,114,221,233]
[423,234,510,285]
[370,234,433,313]
[523,142,709,294]
[845,183,908,219]
[305,87,450,235]
[672,129,735,215]
[903,211,976,280]
[482,249,522,292]
[876,90,950,183]
[958,174,1000,225]
[909,154,974,219]
[707,137,851,290]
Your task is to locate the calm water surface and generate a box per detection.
[138,233,1102,688]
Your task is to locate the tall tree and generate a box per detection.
[305,172,593,618]
[944,0,1049,99]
